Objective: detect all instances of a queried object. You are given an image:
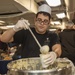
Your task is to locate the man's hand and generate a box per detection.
[13,19,30,32]
[40,51,57,68]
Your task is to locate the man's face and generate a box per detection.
[34,13,50,34]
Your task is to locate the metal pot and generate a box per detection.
[7,57,75,75]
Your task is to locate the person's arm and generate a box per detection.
[1,28,15,42]
[52,44,62,57]
[1,19,30,43]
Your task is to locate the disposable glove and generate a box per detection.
[13,19,30,32]
[40,51,57,68]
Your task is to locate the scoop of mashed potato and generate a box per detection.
[40,45,49,54]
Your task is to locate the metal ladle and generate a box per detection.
[23,18,41,48]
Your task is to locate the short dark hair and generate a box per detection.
[36,12,51,20]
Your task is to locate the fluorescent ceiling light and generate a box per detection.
[0,20,5,23]
[6,25,15,28]
[51,21,61,25]
[0,25,15,30]
[49,29,56,31]
[0,26,8,29]
[56,13,66,18]
[0,23,3,25]
[46,0,61,7]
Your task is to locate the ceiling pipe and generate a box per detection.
[14,0,38,14]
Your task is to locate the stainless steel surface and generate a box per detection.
[7,58,75,75]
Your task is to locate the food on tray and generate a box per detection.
[0,53,12,60]
[3,56,12,60]
[1,53,8,57]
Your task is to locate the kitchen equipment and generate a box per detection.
[7,57,75,75]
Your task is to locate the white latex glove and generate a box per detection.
[13,19,30,32]
[40,51,57,68]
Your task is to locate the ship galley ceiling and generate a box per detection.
[0,0,75,30]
